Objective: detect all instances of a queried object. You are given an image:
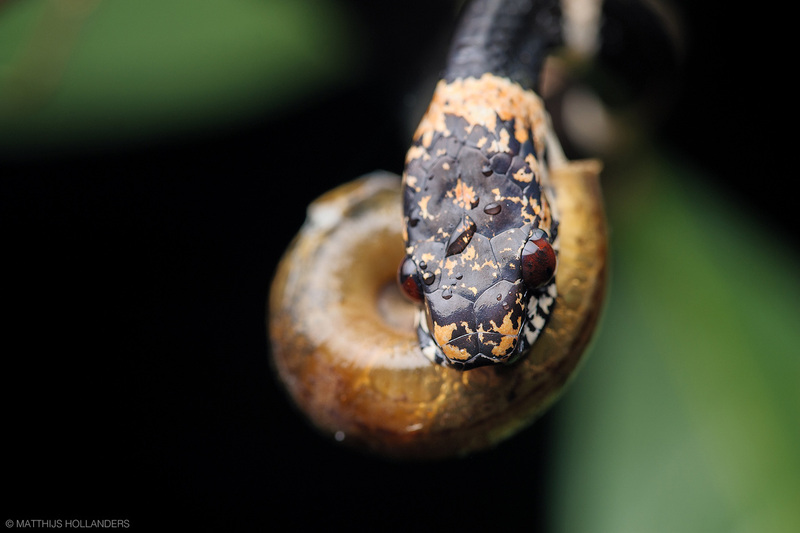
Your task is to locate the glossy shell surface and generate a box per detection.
[268,161,606,459]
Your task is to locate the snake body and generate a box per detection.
[400,0,563,368]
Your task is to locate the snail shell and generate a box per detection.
[268,160,606,459]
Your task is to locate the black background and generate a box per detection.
[4,1,791,530]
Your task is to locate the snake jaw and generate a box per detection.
[415,278,557,370]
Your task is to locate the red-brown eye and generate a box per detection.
[521,229,556,290]
[398,257,424,303]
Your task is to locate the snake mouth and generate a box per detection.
[442,331,519,367]
[416,310,524,369]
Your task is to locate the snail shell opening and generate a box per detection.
[268,163,606,459]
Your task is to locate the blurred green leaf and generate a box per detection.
[0,0,357,150]
[551,151,800,533]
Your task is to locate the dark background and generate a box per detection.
[4,1,791,530]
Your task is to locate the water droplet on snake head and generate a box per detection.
[484,202,502,215]
[445,215,477,257]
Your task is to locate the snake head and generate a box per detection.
[398,75,560,370]
[399,226,557,369]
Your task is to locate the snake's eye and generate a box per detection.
[398,257,424,303]
[521,229,556,291]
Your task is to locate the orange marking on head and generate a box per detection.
[453,180,478,209]
[514,124,530,144]
[524,153,540,175]
[434,322,458,346]
[491,312,522,336]
[513,167,533,183]
[497,129,511,153]
[418,195,432,219]
[409,74,548,154]
[491,335,516,357]
[405,145,428,164]
[443,343,471,362]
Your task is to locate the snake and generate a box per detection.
[398,0,562,369]
[268,0,607,458]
